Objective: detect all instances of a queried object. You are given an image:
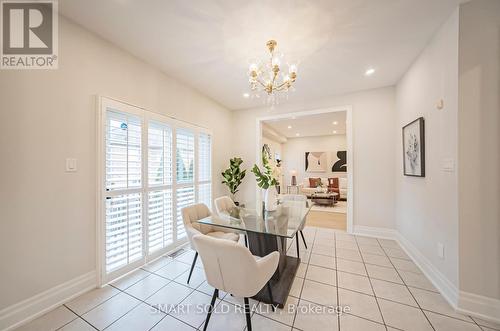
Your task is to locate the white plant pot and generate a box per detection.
[264,186,278,211]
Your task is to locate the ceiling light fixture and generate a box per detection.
[243,93,250,98]
[365,68,375,76]
[287,125,292,129]
[333,121,338,125]
[248,40,298,106]
[295,133,300,137]
[333,130,337,134]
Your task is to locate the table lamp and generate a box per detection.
[290,170,297,186]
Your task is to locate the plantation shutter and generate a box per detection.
[175,129,195,239]
[197,133,212,208]
[104,110,143,273]
[100,97,213,283]
[147,121,173,253]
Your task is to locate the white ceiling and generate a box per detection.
[59,0,464,110]
[264,111,346,139]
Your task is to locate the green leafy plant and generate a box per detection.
[251,147,278,189]
[221,157,246,199]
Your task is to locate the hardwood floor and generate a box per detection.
[306,210,347,230]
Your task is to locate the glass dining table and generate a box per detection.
[194,200,312,307]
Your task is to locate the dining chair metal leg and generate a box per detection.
[244,234,248,248]
[203,289,218,331]
[300,230,308,249]
[266,282,275,312]
[244,297,252,331]
[187,252,198,284]
[296,234,300,258]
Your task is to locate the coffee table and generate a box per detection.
[310,192,338,206]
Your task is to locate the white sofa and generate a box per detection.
[300,176,348,200]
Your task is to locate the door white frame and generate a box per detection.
[255,105,354,233]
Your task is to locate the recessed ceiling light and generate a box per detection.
[287,125,292,129]
[365,68,375,76]
[243,93,250,98]
[332,121,338,125]
[291,116,296,120]
[295,133,300,137]
[333,130,337,134]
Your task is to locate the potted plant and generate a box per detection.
[251,146,279,211]
[221,157,246,205]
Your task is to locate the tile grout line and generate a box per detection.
[354,236,388,331]
[107,280,205,330]
[296,237,481,326]
[290,228,316,330]
[334,232,341,331]
[60,304,100,331]
[376,238,437,331]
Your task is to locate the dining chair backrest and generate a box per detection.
[214,196,236,215]
[192,234,279,298]
[281,194,308,230]
[181,203,214,250]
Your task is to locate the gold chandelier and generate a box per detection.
[248,40,298,104]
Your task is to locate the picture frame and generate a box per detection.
[402,117,425,177]
[305,152,327,172]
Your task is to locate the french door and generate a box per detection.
[98,97,212,284]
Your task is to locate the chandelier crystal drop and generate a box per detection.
[247,40,298,106]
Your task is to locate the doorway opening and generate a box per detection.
[256,106,353,232]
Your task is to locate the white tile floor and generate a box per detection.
[15,227,500,331]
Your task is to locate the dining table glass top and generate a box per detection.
[195,200,312,238]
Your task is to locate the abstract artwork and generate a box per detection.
[403,117,425,177]
[305,152,327,172]
[332,151,347,172]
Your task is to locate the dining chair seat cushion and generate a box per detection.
[206,231,240,242]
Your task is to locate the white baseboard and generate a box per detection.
[0,271,97,331]
[353,225,398,240]
[456,290,500,325]
[394,232,459,308]
[354,225,500,325]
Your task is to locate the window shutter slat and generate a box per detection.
[148,189,173,253]
[105,193,143,273]
[176,186,195,239]
[176,129,194,184]
[198,133,211,182]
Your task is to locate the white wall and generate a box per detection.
[395,9,459,288]
[0,16,233,311]
[232,86,397,230]
[281,135,347,186]
[458,0,500,302]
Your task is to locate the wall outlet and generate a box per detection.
[66,158,77,172]
[437,243,445,259]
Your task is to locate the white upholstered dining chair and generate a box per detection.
[214,195,236,215]
[181,203,240,284]
[192,234,279,331]
[214,195,249,247]
[281,194,309,254]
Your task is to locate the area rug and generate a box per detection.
[311,200,347,214]
[306,210,347,230]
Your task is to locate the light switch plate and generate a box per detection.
[437,243,445,259]
[442,158,455,172]
[66,158,77,172]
